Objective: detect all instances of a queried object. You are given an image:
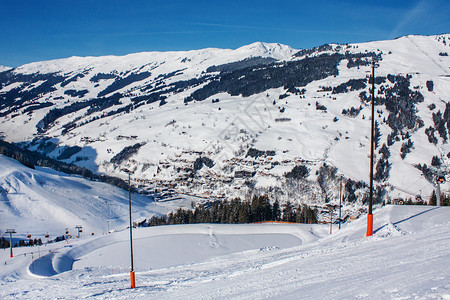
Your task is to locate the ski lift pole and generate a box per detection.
[436,183,440,207]
[435,169,447,206]
[325,204,337,234]
[6,229,16,258]
[75,225,83,238]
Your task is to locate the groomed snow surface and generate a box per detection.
[1,205,449,299]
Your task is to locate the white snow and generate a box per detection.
[1,203,449,299]
[0,155,191,237]
[0,65,11,72]
[1,35,450,298]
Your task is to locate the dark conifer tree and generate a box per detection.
[374,121,381,149]
[282,201,295,222]
[0,237,10,248]
[238,201,251,223]
[272,200,281,221]
[429,190,437,206]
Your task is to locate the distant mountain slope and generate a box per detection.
[0,155,191,236]
[0,65,11,72]
[0,34,449,204]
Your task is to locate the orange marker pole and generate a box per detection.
[123,169,136,289]
[366,60,377,237]
[130,271,136,289]
[366,213,373,236]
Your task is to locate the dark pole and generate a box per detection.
[367,59,376,237]
[339,176,342,230]
[127,171,136,288]
[436,170,441,207]
[329,208,332,234]
[75,225,82,238]
[9,232,13,257]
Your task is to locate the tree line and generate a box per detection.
[147,195,318,226]
[428,190,450,206]
[385,190,450,206]
[0,237,43,249]
[0,140,131,191]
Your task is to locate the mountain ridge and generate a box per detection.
[0,65,11,72]
[1,34,450,205]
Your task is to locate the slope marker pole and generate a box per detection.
[339,175,342,230]
[122,168,136,289]
[367,59,378,237]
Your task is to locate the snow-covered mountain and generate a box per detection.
[1,35,450,205]
[0,65,11,72]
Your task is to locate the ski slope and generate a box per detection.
[0,155,193,237]
[1,205,449,299]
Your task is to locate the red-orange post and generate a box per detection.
[367,59,377,237]
[130,271,136,289]
[123,169,136,289]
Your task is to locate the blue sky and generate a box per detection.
[1,0,449,67]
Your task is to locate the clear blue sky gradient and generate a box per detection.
[1,0,449,67]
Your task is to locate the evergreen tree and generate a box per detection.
[303,204,319,224]
[443,194,450,206]
[0,237,10,248]
[238,201,251,223]
[272,200,281,221]
[374,121,381,149]
[228,198,241,223]
[295,204,305,223]
[251,195,270,222]
[282,201,295,222]
[429,190,437,205]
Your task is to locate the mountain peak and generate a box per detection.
[0,65,11,72]
[236,42,296,60]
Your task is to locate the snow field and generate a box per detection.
[0,155,191,237]
[1,205,449,299]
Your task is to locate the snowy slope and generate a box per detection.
[0,155,194,237]
[1,34,450,205]
[0,205,449,299]
[0,65,11,72]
